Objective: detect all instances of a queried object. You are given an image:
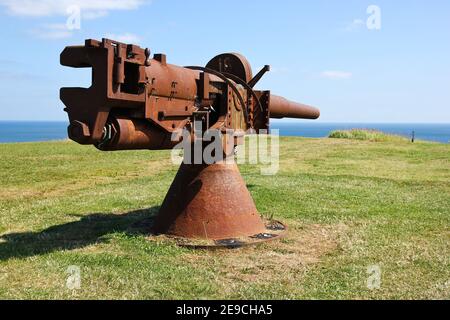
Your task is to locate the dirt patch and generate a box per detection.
[181,221,349,290]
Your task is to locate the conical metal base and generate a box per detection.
[152,161,286,248]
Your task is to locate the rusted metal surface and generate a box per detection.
[60,38,320,244]
[270,95,321,119]
[153,161,267,239]
[60,38,319,150]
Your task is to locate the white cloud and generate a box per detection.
[345,19,365,32]
[0,0,146,18]
[31,23,73,39]
[0,0,148,40]
[105,33,142,44]
[82,10,108,20]
[320,71,353,80]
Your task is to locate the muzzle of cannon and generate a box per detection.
[60,38,320,248]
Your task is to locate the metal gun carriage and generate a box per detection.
[61,38,320,247]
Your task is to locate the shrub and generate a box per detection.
[328,129,408,142]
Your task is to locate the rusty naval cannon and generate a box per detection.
[60,38,320,247]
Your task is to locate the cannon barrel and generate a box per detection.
[60,38,320,150]
[270,95,320,120]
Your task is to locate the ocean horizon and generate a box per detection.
[0,121,449,144]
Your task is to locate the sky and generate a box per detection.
[0,0,449,123]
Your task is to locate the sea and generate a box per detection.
[0,121,449,144]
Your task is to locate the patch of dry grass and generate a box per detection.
[178,222,350,298]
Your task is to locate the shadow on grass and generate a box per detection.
[0,207,159,261]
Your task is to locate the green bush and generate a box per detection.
[329,129,409,142]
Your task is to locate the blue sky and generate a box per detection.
[0,0,449,122]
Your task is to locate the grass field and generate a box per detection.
[0,136,449,300]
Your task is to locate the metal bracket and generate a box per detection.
[248,65,270,88]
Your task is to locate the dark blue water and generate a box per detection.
[272,122,450,144]
[0,121,449,144]
[0,121,68,143]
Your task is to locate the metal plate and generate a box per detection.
[206,53,253,83]
[153,220,287,250]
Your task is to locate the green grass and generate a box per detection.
[0,137,449,300]
[329,129,410,142]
